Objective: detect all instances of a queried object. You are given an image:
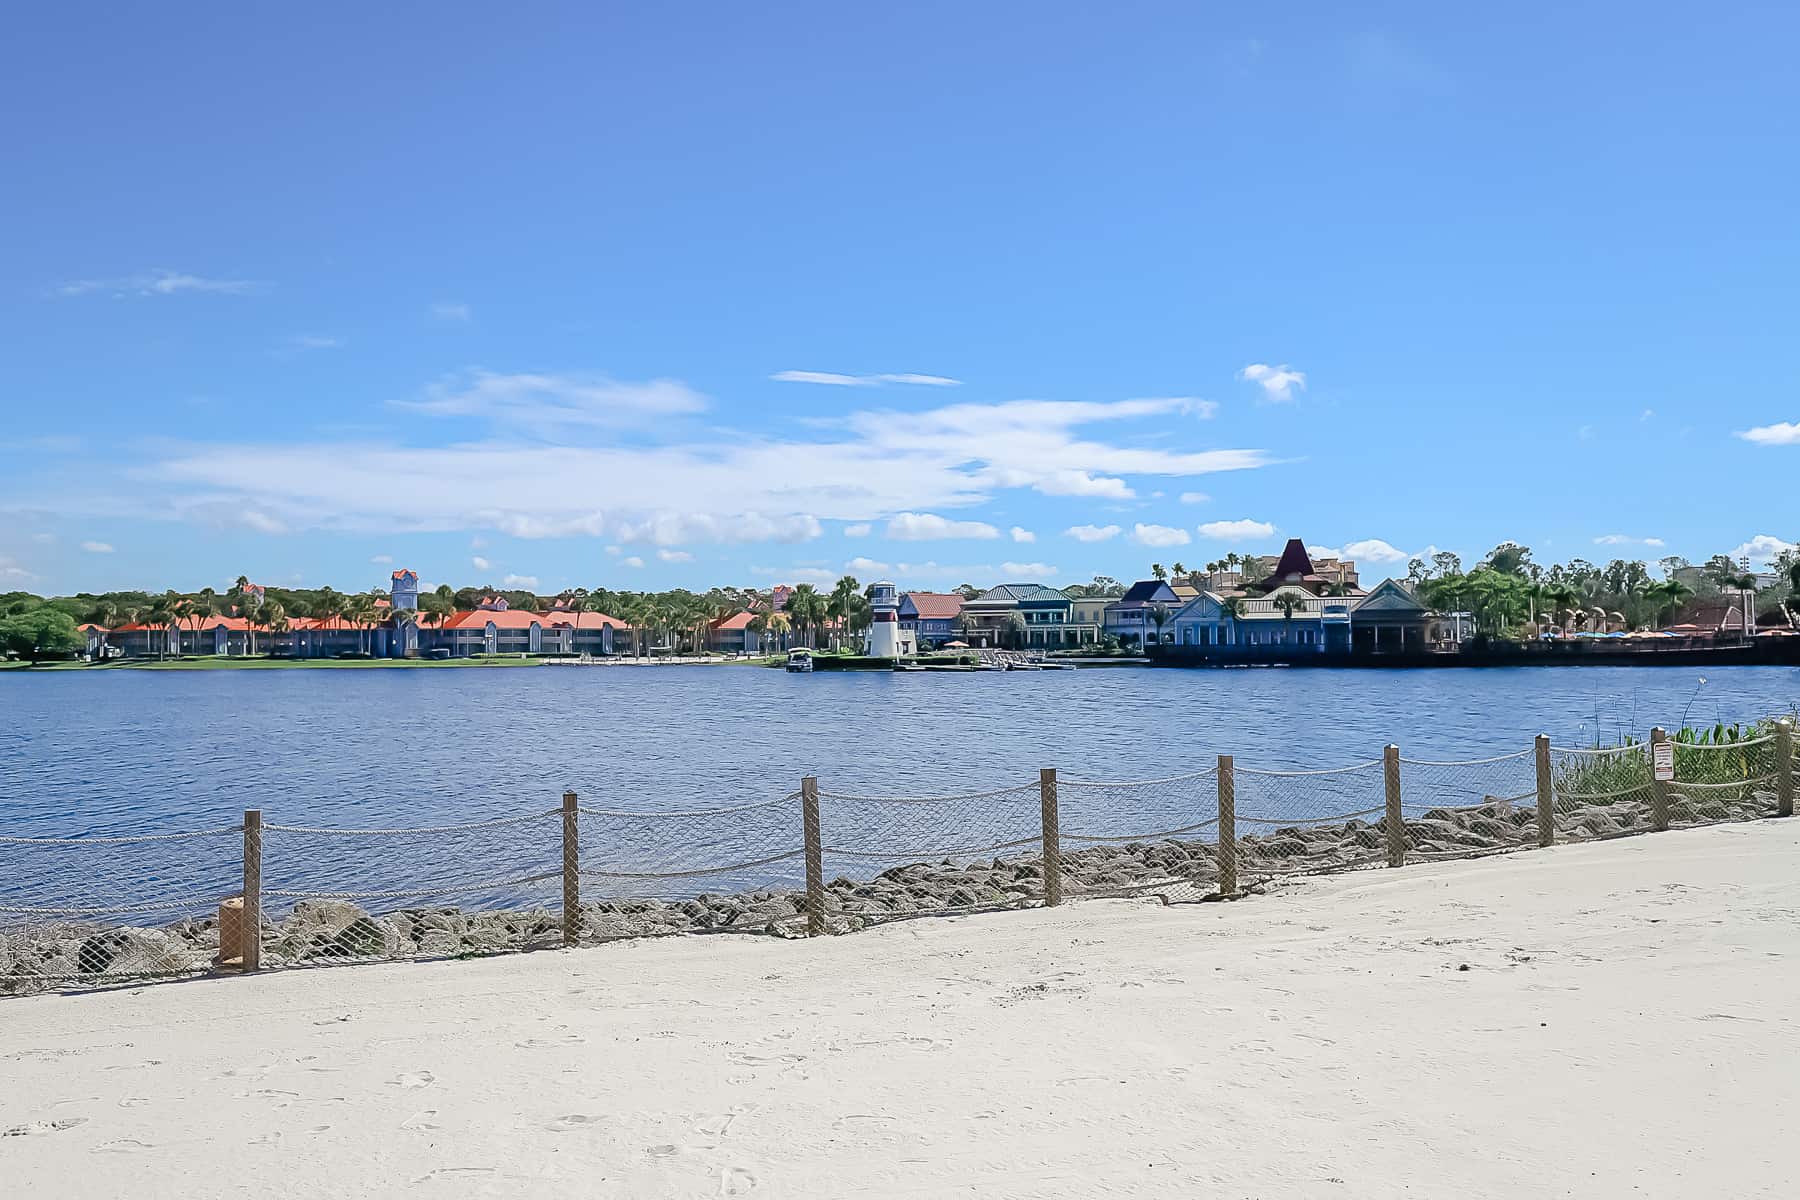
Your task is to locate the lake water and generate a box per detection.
[5,664,1798,836]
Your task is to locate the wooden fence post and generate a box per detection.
[1650,727,1671,832]
[242,808,262,972]
[1535,734,1554,848]
[1777,720,1795,819]
[1039,767,1062,906]
[1216,754,1236,896]
[562,791,580,946]
[801,776,825,936]
[1383,745,1405,867]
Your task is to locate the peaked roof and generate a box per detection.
[1119,580,1179,604]
[1271,538,1315,580]
[902,591,964,620]
[971,583,1070,605]
[1351,578,1426,614]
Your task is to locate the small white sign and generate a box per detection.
[1652,741,1675,782]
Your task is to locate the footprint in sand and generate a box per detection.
[93,1139,153,1153]
[3,1118,88,1137]
[645,1144,679,1158]
[546,1114,600,1132]
[719,1165,758,1194]
[401,1111,441,1131]
[392,1071,436,1089]
[118,1097,152,1108]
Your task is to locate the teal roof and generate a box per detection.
[972,583,1070,605]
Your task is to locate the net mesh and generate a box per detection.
[1667,736,1782,824]
[577,794,809,939]
[0,826,242,993]
[1232,760,1389,878]
[1549,743,1656,840]
[1400,751,1539,861]
[1056,767,1222,904]
[260,811,564,967]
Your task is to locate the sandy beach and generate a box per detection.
[5,820,1796,1199]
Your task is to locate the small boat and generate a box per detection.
[785,648,815,673]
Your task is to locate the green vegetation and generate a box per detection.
[0,607,83,662]
[1555,715,1794,802]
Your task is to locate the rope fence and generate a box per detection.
[4,717,1794,994]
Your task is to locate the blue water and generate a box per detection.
[4,664,1796,836]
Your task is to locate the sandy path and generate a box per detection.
[4,821,1797,1198]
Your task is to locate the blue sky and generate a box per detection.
[4,3,1797,597]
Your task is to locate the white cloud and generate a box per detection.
[1179,491,1211,504]
[1065,524,1122,543]
[501,573,539,588]
[656,549,693,563]
[846,557,890,574]
[1736,421,1800,446]
[886,512,1000,541]
[604,545,622,556]
[1001,561,1059,579]
[79,540,114,553]
[30,532,55,544]
[843,523,872,537]
[397,370,707,431]
[771,370,961,387]
[1132,523,1191,548]
[431,302,472,322]
[1198,519,1276,541]
[95,389,1274,552]
[1009,526,1036,544]
[622,555,646,569]
[1342,538,1410,564]
[1237,363,1306,404]
[1593,534,1666,548]
[58,269,259,297]
[0,554,36,581]
[1731,535,1796,569]
[1035,470,1135,499]
[1308,544,1341,560]
[471,555,491,571]
[370,554,394,564]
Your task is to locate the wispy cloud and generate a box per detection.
[431,302,472,322]
[1237,363,1306,404]
[1001,561,1059,579]
[886,512,1000,541]
[621,555,646,568]
[58,269,260,297]
[397,370,707,431]
[1009,526,1036,544]
[752,564,834,583]
[1179,491,1211,504]
[80,540,114,553]
[1736,421,1800,446]
[843,523,872,537]
[371,554,394,564]
[471,555,491,571]
[656,549,693,563]
[1594,534,1666,548]
[1198,518,1276,541]
[0,554,36,581]
[771,371,961,387]
[1065,524,1122,543]
[289,335,342,351]
[1131,523,1190,548]
[501,573,539,588]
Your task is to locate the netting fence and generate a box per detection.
[4,719,1795,995]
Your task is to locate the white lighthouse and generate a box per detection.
[866,580,903,658]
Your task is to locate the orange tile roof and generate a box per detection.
[903,592,964,620]
[710,611,756,631]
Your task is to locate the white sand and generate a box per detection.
[5,822,1797,1199]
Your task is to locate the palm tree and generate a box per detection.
[1150,563,1167,581]
[1643,579,1692,630]
[765,611,792,653]
[89,599,119,657]
[1171,561,1186,583]
[828,575,861,652]
[786,585,828,648]
[148,596,177,660]
[746,611,769,656]
[1273,590,1304,647]
[1149,603,1172,645]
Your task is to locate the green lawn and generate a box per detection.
[3,655,547,671]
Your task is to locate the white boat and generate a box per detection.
[785,649,815,673]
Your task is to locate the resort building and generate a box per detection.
[958,583,1100,648]
[896,592,964,649]
[1167,586,1354,650]
[1102,580,1182,646]
[1348,579,1432,653]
